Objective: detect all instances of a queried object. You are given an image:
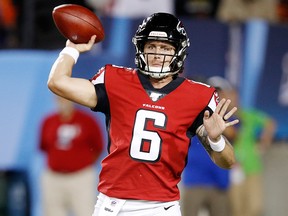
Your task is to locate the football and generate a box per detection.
[52,4,105,44]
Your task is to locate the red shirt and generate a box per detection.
[91,65,217,201]
[39,109,104,172]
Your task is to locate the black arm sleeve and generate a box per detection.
[91,84,110,115]
[188,106,213,137]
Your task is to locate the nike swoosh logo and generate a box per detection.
[164,204,175,210]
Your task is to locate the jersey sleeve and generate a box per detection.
[90,66,109,114]
[207,90,219,112]
[188,90,218,136]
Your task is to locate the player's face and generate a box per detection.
[144,41,175,68]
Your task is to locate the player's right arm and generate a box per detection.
[48,36,97,108]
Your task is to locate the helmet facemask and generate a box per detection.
[136,41,178,79]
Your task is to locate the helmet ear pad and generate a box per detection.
[132,13,190,78]
[169,45,187,74]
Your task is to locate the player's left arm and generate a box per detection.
[196,98,239,169]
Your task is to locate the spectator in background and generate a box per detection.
[217,0,278,23]
[181,76,237,216]
[277,0,288,23]
[85,0,112,16]
[0,0,18,48]
[209,77,277,216]
[175,0,221,19]
[39,96,104,216]
[91,0,175,17]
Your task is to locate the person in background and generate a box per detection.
[217,0,278,23]
[0,0,18,48]
[207,77,277,216]
[175,0,221,19]
[39,96,104,216]
[229,111,276,216]
[47,12,239,215]
[181,76,238,216]
[93,0,175,18]
[277,0,288,23]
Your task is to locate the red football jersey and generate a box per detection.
[91,65,217,201]
[40,109,104,172]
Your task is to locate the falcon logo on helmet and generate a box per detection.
[132,12,190,79]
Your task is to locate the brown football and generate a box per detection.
[52,4,105,44]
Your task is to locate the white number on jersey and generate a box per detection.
[130,109,167,162]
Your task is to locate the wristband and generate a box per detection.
[208,136,225,152]
[59,47,79,64]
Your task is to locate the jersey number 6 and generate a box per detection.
[130,109,167,162]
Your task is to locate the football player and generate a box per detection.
[48,12,239,216]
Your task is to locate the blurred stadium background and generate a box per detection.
[1,1,288,216]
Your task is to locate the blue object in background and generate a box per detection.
[241,20,269,109]
[7,170,30,216]
[182,137,229,190]
[0,170,30,216]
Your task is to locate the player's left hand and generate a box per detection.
[203,98,239,141]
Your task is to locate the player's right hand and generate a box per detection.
[66,35,96,53]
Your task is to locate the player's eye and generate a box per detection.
[160,46,175,54]
[163,47,172,51]
[146,45,155,50]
